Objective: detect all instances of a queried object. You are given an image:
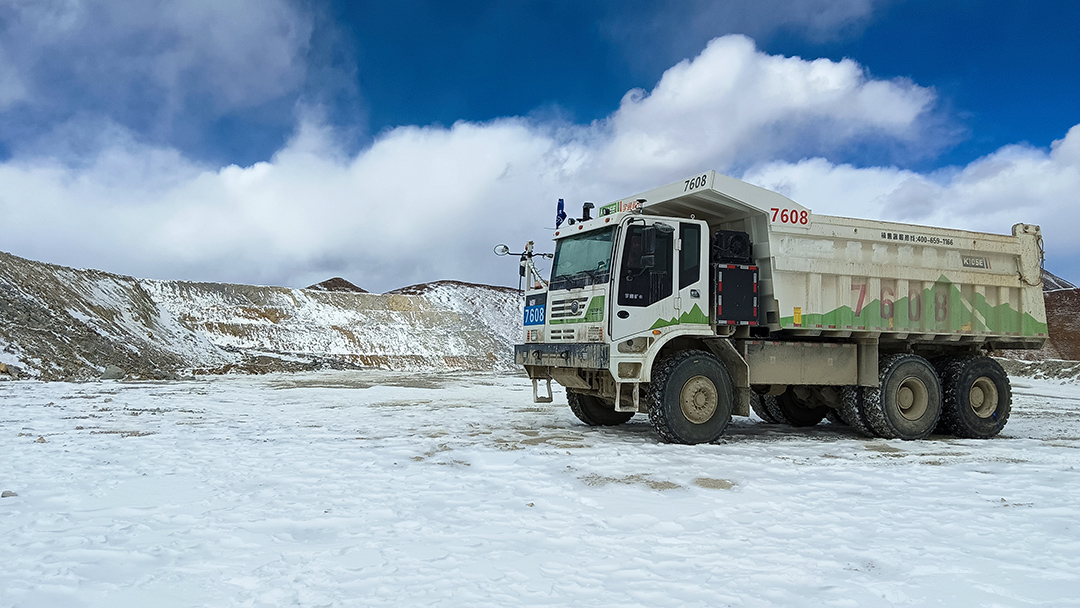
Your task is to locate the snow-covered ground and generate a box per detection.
[2,372,1079,607]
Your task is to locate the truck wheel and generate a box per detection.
[751,394,783,423]
[647,350,734,444]
[567,390,634,426]
[937,356,1011,439]
[776,388,828,427]
[839,386,876,437]
[864,354,941,440]
[825,409,848,426]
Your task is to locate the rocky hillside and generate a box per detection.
[0,251,521,381]
[1,248,1074,381]
[1004,270,1080,361]
[1031,286,1080,360]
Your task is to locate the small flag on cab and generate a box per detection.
[555,198,566,228]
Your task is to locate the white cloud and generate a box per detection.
[1,34,1076,290]
[603,0,886,74]
[0,0,312,121]
[743,124,1080,269]
[0,47,27,109]
[683,0,880,42]
[590,35,934,179]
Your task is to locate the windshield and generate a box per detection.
[550,227,615,291]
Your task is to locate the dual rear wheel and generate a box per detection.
[841,354,1011,440]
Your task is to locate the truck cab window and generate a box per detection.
[549,227,615,291]
[619,225,673,307]
[680,223,701,290]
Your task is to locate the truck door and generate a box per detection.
[675,221,710,327]
[610,220,679,341]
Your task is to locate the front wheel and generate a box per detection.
[647,350,734,444]
[567,390,634,426]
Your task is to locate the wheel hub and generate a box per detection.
[681,375,718,424]
[969,377,999,418]
[896,377,928,421]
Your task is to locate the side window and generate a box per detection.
[679,223,701,290]
[618,225,674,307]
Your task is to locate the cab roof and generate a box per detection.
[604,170,808,227]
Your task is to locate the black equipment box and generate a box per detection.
[714,264,758,326]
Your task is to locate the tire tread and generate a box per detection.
[936,355,1011,439]
[647,350,732,444]
[865,353,941,440]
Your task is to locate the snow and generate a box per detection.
[140,279,518,371]
[2,372,1079,607]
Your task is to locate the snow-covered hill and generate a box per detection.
[0,250,521,380]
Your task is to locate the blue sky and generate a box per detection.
[1,0,1077,291]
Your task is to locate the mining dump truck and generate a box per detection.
[508,171,1047,444]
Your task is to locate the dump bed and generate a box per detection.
[613,171,1047,349]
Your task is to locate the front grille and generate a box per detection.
[549,296,589,319]
[548,327,577,341]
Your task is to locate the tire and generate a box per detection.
[839,385,876,437]
[864,354,941,440]
[751,393,783,423]
[825,408,848,426]
[775,388,828,427]
[936,356,1012,439]
[647,350,734,444]
[762,393,787,423]
[567,390,634,426]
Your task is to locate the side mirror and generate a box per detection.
[641,254,655,269]
[643,227,656,255]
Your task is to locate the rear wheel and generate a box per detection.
[825,408,848,425]
[751,394,783,423]
[865,354,941,440]
[937,356,1011,439]
[647,350,734,444]
[776,388,828,427]
[567,390,634,426]
[840,385,876,437]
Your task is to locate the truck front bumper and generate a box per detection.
[514,343,609,370]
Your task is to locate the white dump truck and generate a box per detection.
[508,171,1048,444]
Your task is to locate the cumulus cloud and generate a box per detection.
[0,47,27,109]
[590,35,935,179]
[0,0,313,148]
[744,125,1080,273]
[0,33,1076,290]
[603,0,885,73]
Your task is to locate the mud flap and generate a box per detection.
[614,382,640,413]
[532,377,553,403]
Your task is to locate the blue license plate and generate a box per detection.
[523,304,546,326]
